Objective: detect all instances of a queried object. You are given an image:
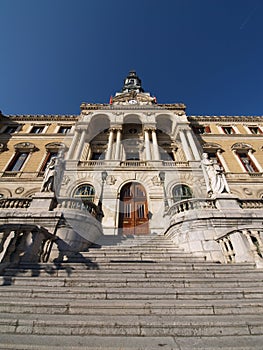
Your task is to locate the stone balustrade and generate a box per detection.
[167,198,217,216]
[238,199,263,209]
[56,197,102,221]
[0,198,32,209]
[216,229,263,267]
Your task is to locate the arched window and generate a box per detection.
[172,184,192,202]
[73,184,95,202]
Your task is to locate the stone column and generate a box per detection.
[66,130,80,160]
[248,149,263,172]
[81,142,90,161]
[74,129,87,160]
[151,129,160,160]
[179,130,193,161]
[115,128,122,160]
[144,129,151,161]
[186,130,200,160]
[105,128,114,160]
[216,149,230,172]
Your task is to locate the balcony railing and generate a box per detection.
[0,197,32,209]
[78,160,189,168]
[238,199,263,209]
[167,198,217,216]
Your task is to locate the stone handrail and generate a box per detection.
[78,160,105,167]
[56,197,102,221]
[162,161,189,167]
[120,161,147,167]
[167,198,217,216]
[238,199,263,209]
[0,198,32,209]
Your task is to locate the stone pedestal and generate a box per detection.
[213,194,240,210]
[30,192,56,211]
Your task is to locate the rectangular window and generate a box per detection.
[30,126,45,134]
[58,126,71,134]
[192,126,211,134]
[6,152,28,172]
[248,126,262,134]
[238,153,258,173]
[222,126,235,134]
[4,126,18,134]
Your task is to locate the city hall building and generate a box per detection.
[0,71,263,265]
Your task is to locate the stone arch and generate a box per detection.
[87,114,111,141]
[156,114,173,135]
[123,113,143,125]
[0,188,12,198]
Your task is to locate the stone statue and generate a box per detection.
[41,157,57,192]
[201,153,230,196]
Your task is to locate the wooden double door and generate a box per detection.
[118,182,149,235]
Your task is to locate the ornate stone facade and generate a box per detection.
[0,71,262,267]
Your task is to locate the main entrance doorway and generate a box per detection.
[118,182,149,235]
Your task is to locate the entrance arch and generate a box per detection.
[118,182,149,235]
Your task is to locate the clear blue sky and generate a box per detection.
[1,0,262,116]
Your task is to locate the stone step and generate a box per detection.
[0,313,262,337]
[1,298,263,316]
[1,334,263,350]
[2,265,261,279]
[0,285,262,300]
[1,275,263,289]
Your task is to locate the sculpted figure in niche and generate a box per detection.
[41,157,57,192]
[201,153,230,196]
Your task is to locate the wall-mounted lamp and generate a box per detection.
[159,171,165,183]
[159,171,169,212]
[101,171,108,182]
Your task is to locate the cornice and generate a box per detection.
[188,115,263,123]
[80,103,186,112]
[5,115,79,122]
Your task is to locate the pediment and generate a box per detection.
[112,91,156,105]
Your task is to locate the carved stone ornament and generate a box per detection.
[15,187,24,194]
[106,175,117,185]
[14,142,37,152]
[151,175,161,186]
[112,91,156,106]
[231,142,252,151]
[62,175,70,186]
[45,142,67,152]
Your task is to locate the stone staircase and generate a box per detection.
[0,234,263,349]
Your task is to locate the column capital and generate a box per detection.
[143,125,156,132]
